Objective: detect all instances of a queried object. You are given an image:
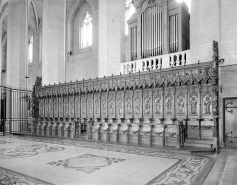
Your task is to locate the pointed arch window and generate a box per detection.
[28,35,33,63]
[80,11,92,48]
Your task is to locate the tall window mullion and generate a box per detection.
[80,12,92,48]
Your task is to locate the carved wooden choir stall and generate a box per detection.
[31,41,219,150]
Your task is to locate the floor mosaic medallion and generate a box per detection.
[0,144,64,159]
[0,140,12,144]
[0,167,52,185]
[48,153,125,173]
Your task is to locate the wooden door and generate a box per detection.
[225,98,237,148]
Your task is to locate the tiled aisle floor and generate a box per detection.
[0,136,216,185]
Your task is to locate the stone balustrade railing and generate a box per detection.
[121,50,190,74]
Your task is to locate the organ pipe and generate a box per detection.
[169,14,178,53]
[141,5,163,59]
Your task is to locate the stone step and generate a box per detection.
[184,138,213,149]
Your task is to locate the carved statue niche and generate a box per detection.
[190,91,198,115]
[88,100,93,115]
[154,95,161,115]
[134,98,141,116]
[75,96,80,118]
[126,97,132,115]
[49,98,54,117]
[69,97,74,118]
[82,99,86,116]
[102,99,107,115]
[177,93,185,115]
[95,99,100,115]
[203,92,212,115]
[165,94,172,115]
[45,99,48,117]
[109,93,115,116]
[59,97,63,117]
[64,97,69,117]
[144,96,151,115]
[39,99,44,117]
[117,98,123,117]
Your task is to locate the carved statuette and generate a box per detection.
[177,93,185,114]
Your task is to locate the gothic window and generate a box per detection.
[28,35,33,63]
[80,11,92,48]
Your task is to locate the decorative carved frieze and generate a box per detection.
[34,60,216,124]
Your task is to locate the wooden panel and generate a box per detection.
[75,95,80,118]
[54,97,58,118]
[125,91,133,118]
[44,98,49,118]
[202,85,212,118]
[87,94,93,118]
[69,96,74,118]
[64,96,69,118]
[39,99,44,118]
[101,92,108,118]
[225,98,237,148]
[153,88,163,118]
[133,90,142,118]
[176,87,186,118]
[143,89,152,118]
[116,91,124,118]
[188,86,199,117]
[49,98,53,118]
[94,93,100,118]
[108,92,116,118]
[81,95,87,118]
[59,97,63,118]
[164,88,174,118]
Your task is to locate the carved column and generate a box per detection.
[198,85,202,139]
[46,122,50,136]
[212,41,219,150]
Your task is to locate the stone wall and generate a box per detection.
[66,0,98,81]
[190,0,237,146]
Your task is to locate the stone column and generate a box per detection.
[42,0,66,85]
[0,17,2,84]
[98,0,125,77]
[7,0,28,88]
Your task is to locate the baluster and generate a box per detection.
[182,53,186,65]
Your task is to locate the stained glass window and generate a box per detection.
[28,35,33,63]
[80,12,92,48]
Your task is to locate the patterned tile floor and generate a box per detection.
[0,136,217,185]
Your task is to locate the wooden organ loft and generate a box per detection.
[128,0,189,62]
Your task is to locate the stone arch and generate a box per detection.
[66,0,97,54]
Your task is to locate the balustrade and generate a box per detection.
[122,50,190,74]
